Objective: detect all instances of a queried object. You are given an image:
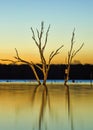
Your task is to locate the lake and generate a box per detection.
[0,82,93,130]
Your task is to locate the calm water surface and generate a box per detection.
[0,84,93,130]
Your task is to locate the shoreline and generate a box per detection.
[0,82,92,90]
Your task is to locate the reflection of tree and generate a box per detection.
[65,85,74,130]
[39,85,48,130]
[32,85,50,130]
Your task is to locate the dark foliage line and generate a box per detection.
[0,64,92,80]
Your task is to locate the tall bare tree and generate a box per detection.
[64,29,84,85]
[31,21,63,85]
[1,22,63,85]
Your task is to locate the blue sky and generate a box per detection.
[0,0,93,64]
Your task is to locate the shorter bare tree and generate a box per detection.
[64,29,84,85]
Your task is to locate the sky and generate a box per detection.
[0,0,93,64]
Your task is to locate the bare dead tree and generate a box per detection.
[31,21,63,85]
[1,22,63,85]
[64,29,84,85]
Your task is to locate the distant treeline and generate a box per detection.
[0,64,92,80]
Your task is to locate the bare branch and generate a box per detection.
[49,51,54,59]
[36,29,40,39]
[56,45,64,53]
[37,21,44,48]
[70,28,75,56]
[31,27,35,37]
[35,64,43,71]
[71,28,75,44]
[0,49,31,65]
[49,45,64,63]
[42,24,50,52]
[31,27,39,47]
[72,43,84,58]
[14,48,43,73]
[15,48,19,58]
[0,59,18,64]
[14,48,41,84]
[40,21,44,40]
[31,61,43,71]
[14,48,31,65]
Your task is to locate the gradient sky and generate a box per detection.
[0,0,93,64]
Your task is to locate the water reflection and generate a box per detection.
[31,85,50,130]
[0,84,93,130]
[65,85,74,130]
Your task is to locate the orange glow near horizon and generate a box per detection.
[0,1,93,65]
[0,50,93,65]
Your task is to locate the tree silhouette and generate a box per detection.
[64,29,84,85]
[30,21,63,85]
[1,22,63,85]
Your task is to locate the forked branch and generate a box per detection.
[14,48,30,65]
[71,43,84,58]
[49,45,64,63]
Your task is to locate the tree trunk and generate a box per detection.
[43,77,47,85]
[43,72,48,85]
[64,65,70,85]
[30,65,41,85]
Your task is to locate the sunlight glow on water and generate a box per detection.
[0,84,93,130]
